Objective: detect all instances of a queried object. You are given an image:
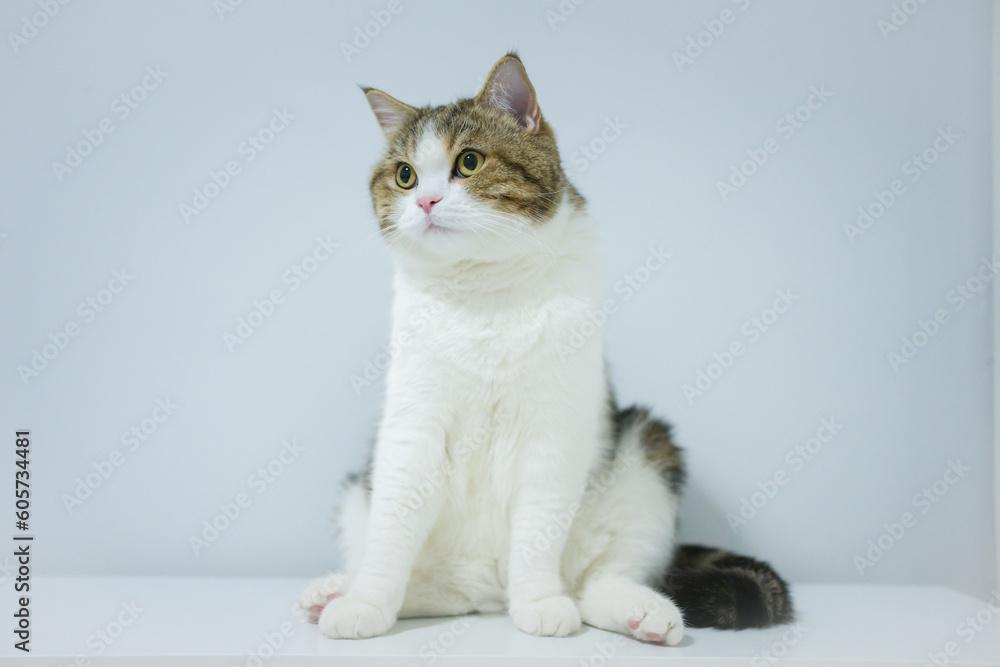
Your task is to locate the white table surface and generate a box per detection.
[3,577,1000,665]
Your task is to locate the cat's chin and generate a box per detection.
[388,211,542,266]
[392,231,517,267]
[424,220,456,234]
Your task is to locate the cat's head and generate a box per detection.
[363,53,574,264]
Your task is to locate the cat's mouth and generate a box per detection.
[424,219,454,234]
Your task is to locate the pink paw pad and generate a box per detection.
[626,619,641,631]
[305,594,341,623]
[642,631,666,644]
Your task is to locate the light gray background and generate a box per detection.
[0,0,995,598]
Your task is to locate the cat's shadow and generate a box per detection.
[389,613,696,647]
[572,622,696,648]
[386,615,463,635]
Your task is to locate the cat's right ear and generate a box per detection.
[363,88,418,140]
[475,53,542,134]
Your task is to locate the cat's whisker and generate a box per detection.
[465,215,539,249]
[472,212,558,257]
[474,214,550,246]
[459,219,507,254]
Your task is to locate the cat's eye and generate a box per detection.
[395,163,417,189]
[455,150,485,177]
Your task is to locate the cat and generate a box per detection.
[299,52,793,646]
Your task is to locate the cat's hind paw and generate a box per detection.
[625,600,684,646]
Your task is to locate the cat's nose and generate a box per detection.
[417,194,442,213]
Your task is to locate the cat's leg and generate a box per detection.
[507,473,585,637]
[302,477,486,623]
[317,378,452,639]
[299,475,368,622]
[566,410,685,645]
[506,394,604,637]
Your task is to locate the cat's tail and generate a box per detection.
[653,544,794,630]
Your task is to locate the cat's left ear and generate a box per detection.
[363,88,418,140]
[475,53,542,134]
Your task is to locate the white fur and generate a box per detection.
[303,130,683,644]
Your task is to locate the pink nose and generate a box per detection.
[417,194,442,214]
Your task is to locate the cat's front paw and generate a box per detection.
[318,594,395,639]
[299,573,352,623]
[511,595,581,637]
